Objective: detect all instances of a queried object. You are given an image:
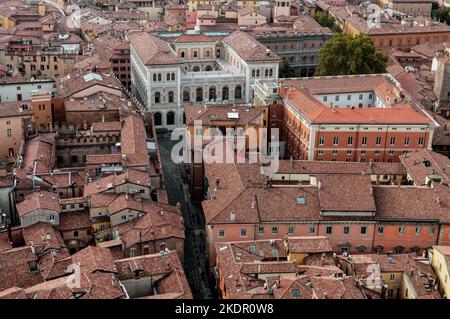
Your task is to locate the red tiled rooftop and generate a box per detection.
[128,32,180,66]
[17,191,60,217]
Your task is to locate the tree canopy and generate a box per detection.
[315,34,387,76]
[279,58,295,78]
[431,6,450,25]
[314,11,341,33]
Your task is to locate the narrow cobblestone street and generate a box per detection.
[157,134,213,299]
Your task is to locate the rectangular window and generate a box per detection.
[361,226,367,234]
[398,226,405,234]
[359,94,363,100]
[376,136,381,145]
[319,136,324,145]
[429,226,435,235]
[326,226,332,234]
[332,150,338,155]
[272,226,278,234]
[240,229,247,237]
[323,96,328,102]
[404,137,409,146]
[418,137,424,145]
[362,137,367,145]
[333,136,339,145]
[390,137,396,145]
[218,230,225,238]
[347,95,351,100]
[308,226,315,234]
[49,214,55,221]
[378,226,384,234]
[343,226,350,234]
[346,150,352,155]
[258,226,264,235]
[347,136,353,145]
[287,226,294,235]
[415,226,421,235]
[6,129,12,137]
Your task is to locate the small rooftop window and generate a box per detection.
[422,160,431,168]
[292,290,300,297]
[296,196,306,205]
[83,73,103,82]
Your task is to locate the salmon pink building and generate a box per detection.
[254,75,439,162]
[202,158,450,268]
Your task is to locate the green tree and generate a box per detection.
[431,5,450,25]
[315,34,387,76]
[432,2,439,11]
[314,11,342,33]
[279,58,295,78]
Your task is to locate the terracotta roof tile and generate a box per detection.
[72,246,116,274]
[316,175,376,213]
[17,191,60,217]
[223,30,281,62]
[59,211,92,231]
[128,32,180,65]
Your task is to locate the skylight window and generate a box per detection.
[296,196,306,205]
[83,73,103,82]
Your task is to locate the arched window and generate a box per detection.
[196,87,203,102]
[265,69,268,77]
[180,51,185,58]
[167,73,170,81]
[167,111,175,125]
[256,70,260,77]
[183,88,191,102]
[154,112,162,126]
[155,92,161,103]
[209,86,216,101]
[183,89,190,102]
[171,73,175,80]
[130,248,136,257]
[252,70,255,77]
[153,74,156,81]
[193,66,200,72]
[168,91,174,103]
[157,73,161,81]
[222,86,229,100]
[235,85,242,99]
[269,68,273,76]
[205,65,212,71]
